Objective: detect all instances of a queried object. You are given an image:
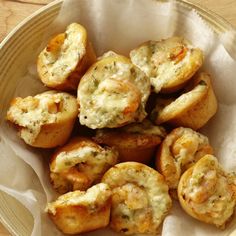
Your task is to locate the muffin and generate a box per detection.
[77,52,150,129]
[156,127,213,194]
[102,162,172,235]
[46,183,111,234]
[94,119,166,164]
[178,155,236,229]
[6,91,78,148]
[50,137,118,193]
[130,37,203,93]
[151,72,218,130]
[37,23,96,90]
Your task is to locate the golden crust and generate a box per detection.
[46,183,111,234]
[102,162,172,235]
[155,127,213,192]
[50,137,118,194]
[37,23,96,91]
[178,155,236,228]
[152,72,218,130]
[94,120,166,164]
[6,91,78,148]
[130,37,203,93]
[77,53,150,129]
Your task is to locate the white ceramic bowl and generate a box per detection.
[0,0,235,235]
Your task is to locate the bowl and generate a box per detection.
[0,0,236,235]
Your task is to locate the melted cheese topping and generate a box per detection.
[102,162,172,234]
[180,155,236,227]
[78,54,150,129]
[7,91,76,143]
[46,183,111,215]
[39,23,86,83]
[130,37,203,93]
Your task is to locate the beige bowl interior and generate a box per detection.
[0,0,235,235]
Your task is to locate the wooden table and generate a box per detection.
[0,0,236,235]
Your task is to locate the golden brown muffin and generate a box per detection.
[156,127,213,194]
[130,37,203,93]
[37,23,96,91]
[50,137,118,194]
[46,183,111,234]
[77,52,150,129]
[102,162,172,235]
[178,155,236,229]
[152,72,218,130]
[94,119,166,164]
[6,91,78,148]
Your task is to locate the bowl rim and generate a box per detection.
[0,0,235,235]
[0,0,62,50]
[1,0,236,52]
[181,0,235,33]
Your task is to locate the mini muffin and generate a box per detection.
[77,52,150,129]
[6,91,78,148]
[178,155,236,229]
[102,162,172,235]
[46,183,111,234]
[151,72,218,130]
[37,23,96,91]
[156,127,213,194]
[94,120,166,164]
[50,137,118,194]
[130,37,203,93]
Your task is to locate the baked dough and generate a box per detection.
[6,91,78,148]
[130,37,203,93]
[94,119,166,164]
[102,162,172,234]
[46,183,111,234]
[156,127,213,193]
[37,23,96,90]
[50,137,118,193]
[178,155,236,229]
[152,72,218,130]
[77,52,150,129]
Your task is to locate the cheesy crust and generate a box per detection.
[94,120,166,164]
[77,53,150,129]
[102,162,172,234]
[152,72,218,130]
[6,91,78,148]
[130,37,203,93]
[178,155,236,228]
[46,183,111,234]
[156,127,213,193]
[37,23,96,90]
[50,137,118,193]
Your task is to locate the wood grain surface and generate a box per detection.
[0,0,236,235]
